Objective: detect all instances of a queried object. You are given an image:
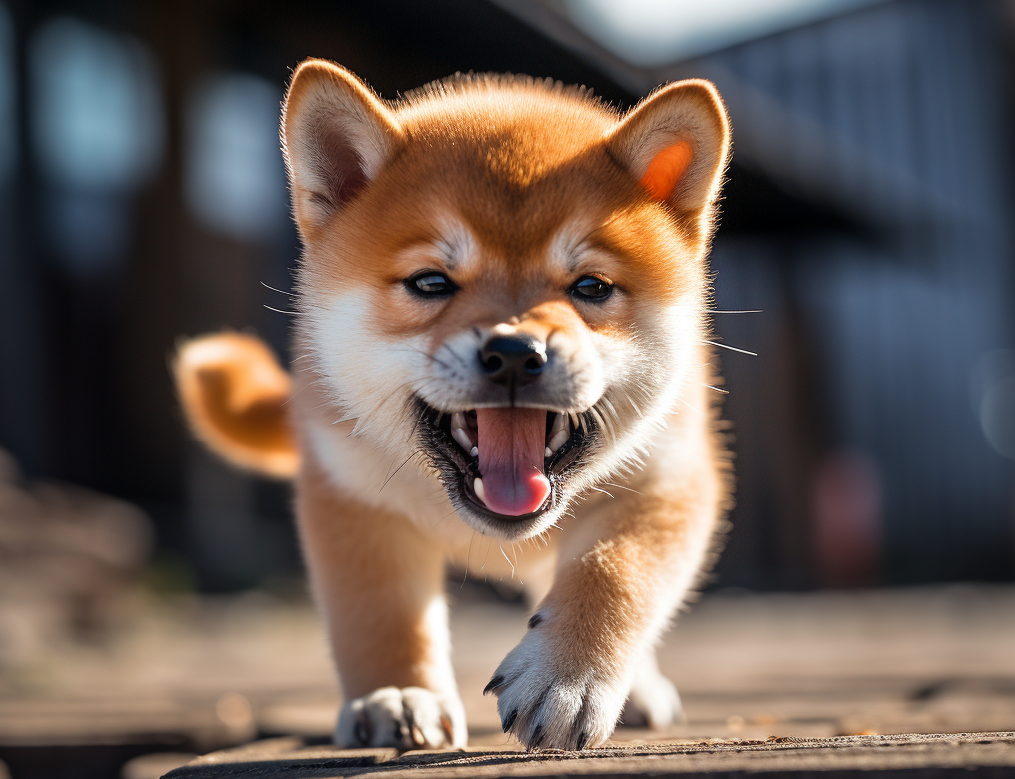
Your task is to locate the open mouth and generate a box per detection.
[415,399,596,528]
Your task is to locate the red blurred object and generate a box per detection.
[812,450,883,587]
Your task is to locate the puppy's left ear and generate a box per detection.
[282,59,406,240]
[607,79,730,217]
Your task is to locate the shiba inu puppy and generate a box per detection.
[175,58,731,751]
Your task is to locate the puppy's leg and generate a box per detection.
[488,463,719,750]
[621,648,685,728]
[524,559,685,730]
[297,459,466,749]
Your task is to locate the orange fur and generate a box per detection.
[174,333,298,478]
[296,458,453,698]
[175,58,733,751]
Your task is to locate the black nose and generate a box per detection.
[479,335,547,387]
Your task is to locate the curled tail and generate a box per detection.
[174,332,300,479]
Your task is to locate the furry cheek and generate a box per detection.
[584,301,698,456]
[639,301,703,414]
[551,327,609,411]
[417,328,488,411]
[304,289,433,454]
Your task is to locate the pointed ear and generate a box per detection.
[174,333,299,479]
[607,79,730,215]
[281,59,405,238]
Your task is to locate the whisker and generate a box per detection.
[391,344,454,372]
[702,340,757,357]
[261,281,295,297]
[264,305,301,316]
[281,379,319,407]
[703,384,729,394]
[480,536,493,571]
[439,343,470,368]
[342,375,443,431]
[675,395,703,416]
[603,481,643,495]
[406,405,430,441]
[433,507,458,529]
[379,451,416,494]
[464,531,476,586]
[499,545,515,578]
[704,309,762,314]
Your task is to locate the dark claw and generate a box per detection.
[576,731,589,751]
[354,712,371,745]
[484,675,505,695]
[527,613,543,629]
[502,709,518,732]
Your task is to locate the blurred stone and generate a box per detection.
[0,449,154,667]
[214,693,256,742]
[120,752,197,779]
[0,450,19,483]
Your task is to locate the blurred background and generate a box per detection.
[0,0,1012,592]
[1,1,1015,777]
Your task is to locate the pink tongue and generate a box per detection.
[476,408,550,516]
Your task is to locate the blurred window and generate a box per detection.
[972,350,1015,461]
[29,17,164,192]
[561,0,891,66]
[184,72,287,241]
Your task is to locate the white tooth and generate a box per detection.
[547,429,569,453]
[451,411,467,430]
[550,412,568,436]
[473,477,486,505]
[470,446,478,457]
[544,447,552,458]
[452,427,472,452]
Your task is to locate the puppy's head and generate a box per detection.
[283,60,729,540]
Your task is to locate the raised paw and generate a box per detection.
[486,628,627,750]
[620,652,685,728]
[335,686,467,750]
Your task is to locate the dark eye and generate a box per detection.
[569,275,613,302]
[406,271,455,297]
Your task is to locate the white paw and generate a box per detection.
[334,687,466,750]
[486,627,627,750]
[620,653,685,728]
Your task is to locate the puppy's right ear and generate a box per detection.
[282,59,405,239]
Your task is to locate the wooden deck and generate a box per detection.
[2,584,1015,777]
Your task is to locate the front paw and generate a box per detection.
[621,655,685,728]
[335,687,466,750]
[486,628,628,750]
